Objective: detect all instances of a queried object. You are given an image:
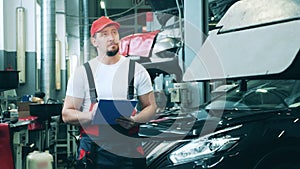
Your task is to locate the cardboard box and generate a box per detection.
[17,102,30,111]
[18,111,31,118]
[17,102,30,118]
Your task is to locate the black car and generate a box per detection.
[141,0,300,169]
[145,79,300,169]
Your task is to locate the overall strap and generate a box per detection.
[83,62,98,104]
[127,59,135,100]
[84,60,135,101]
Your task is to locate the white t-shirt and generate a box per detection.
[66,56,153,112]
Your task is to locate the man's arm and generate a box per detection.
[132,91,157,123]
[62,96,95,126]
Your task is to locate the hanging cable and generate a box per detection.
[108,0,145,18]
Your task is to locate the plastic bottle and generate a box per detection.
[26,151,53,169]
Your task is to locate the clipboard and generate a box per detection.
[92,99,138,125]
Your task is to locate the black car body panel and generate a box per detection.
[146,107,300,169]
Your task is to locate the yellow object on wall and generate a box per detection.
[16,7,26,84]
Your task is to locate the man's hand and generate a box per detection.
[115,116,139,129]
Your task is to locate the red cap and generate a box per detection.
[90,16,120,37]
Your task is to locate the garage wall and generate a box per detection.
[3,0,36,52]
[0,1,3,70]
[0,1,3,51]
[0,0,37,96]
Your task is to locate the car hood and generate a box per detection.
[139,108,288,139]
[183,0,300,81]
[218,109,283,127]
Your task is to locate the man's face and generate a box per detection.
[92,25,120,56]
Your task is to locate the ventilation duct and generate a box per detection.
[83,0,90,63]
[41,0,56,100]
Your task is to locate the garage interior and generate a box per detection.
[1,0,300,169]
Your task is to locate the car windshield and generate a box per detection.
[206,80,300,111]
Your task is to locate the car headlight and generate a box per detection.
[169,125,241,165]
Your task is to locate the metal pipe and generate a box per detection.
[176,0,184,74]
[83,0,90,63]
[41,0,56,100]
[183,0,209,103]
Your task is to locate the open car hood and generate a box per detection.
[183,0,300,81]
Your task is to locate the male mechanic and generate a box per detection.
[62,16,157,168]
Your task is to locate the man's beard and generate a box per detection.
[106,46,119,57]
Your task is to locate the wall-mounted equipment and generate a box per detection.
[16,7,26,84]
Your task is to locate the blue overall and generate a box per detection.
[78,131,146,169]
